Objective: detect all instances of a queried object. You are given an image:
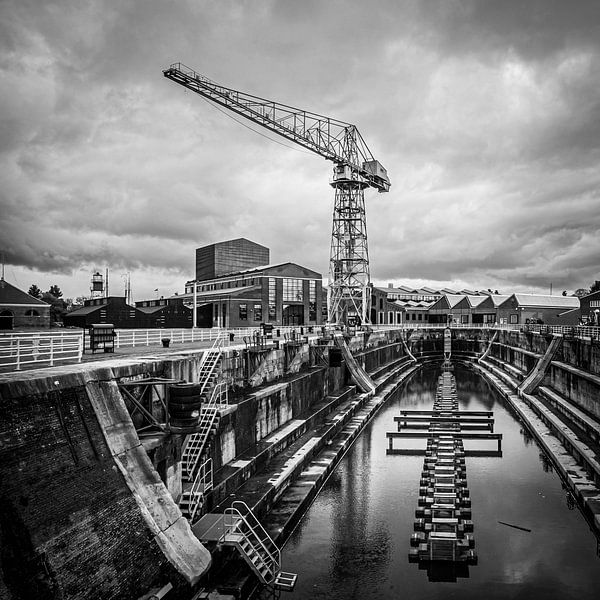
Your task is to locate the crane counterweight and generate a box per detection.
[163,62,390,326]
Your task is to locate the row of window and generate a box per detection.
[188,277,319,296]
[238,303,263,321]
[387,294,439,302]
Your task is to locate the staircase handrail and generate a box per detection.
[188,458,213,522]
[223,500,280,583]
[198,336,223,397]
[183,382,223,478]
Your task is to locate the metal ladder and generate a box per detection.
[222,501,297,591]
[182,381,227,481]
[179,337,226,521]
[181,337,224,481]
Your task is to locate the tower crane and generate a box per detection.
[163,63,390,326]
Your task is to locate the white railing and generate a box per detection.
[224,500,281,585]
[0,332,83,371]
[108,325,314,350]
[187,458,213,523]
[371,323,600,338]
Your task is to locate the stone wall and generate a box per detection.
[0,371,199,600]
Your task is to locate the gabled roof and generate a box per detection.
[0,279,49,306]
[488,294,510,307]
[511,294,580,309]
[446,294,466,308]
[440,288,458,295]
[467,295,488,308]
[65,304,102,316]
[473,294,510,310]
[396,285,420,293]
[429,294,464,311]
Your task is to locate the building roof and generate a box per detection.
[137,306,166,314]
[466,295,488,307]
[511,294,580,309]
[558,307,581,317]
[186,262,321,286]
[0,279,49,307]
[65,304,102,316]
[488,294,510,307]
[177,284,260,301]
[581,290,600,301]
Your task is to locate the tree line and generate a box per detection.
[27,284,86,323]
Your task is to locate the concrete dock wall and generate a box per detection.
[486,330,600,419]
[0,367,210,600]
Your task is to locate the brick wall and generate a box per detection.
[0,384,186,600]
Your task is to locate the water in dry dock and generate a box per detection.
[281,364,600,599]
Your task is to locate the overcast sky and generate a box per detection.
[1,0,599,301]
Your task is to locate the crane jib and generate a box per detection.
[163,65,390,193]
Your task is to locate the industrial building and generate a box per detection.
[181,239,324,328]
[580,290,600,325]
[64,296,150,329]
[495,294,580,325]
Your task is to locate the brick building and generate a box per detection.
[0,278,51,329]
[184,262,323,328]
[496,294,580,325]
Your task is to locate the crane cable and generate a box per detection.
[195,93,316,156]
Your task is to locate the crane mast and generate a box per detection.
[163,63,390,326]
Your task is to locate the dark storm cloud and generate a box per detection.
[1,0,599,297]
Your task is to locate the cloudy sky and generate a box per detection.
[1,0,599,301]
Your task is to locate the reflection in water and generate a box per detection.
[282,364,600,600]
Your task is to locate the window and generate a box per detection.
[461,314,469,324]
[254,304,262,321]
[283,278,303,302]
[239,304,247,320]
[418,313,422,321]
[268,278,276,320]
[306,279,317,321]
[24,309,40,317]
[510,314,518,324]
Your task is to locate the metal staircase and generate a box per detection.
[222,501,297,591]
[182,381,227,481]
[179,337,226,521]
[179,458,213,522]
